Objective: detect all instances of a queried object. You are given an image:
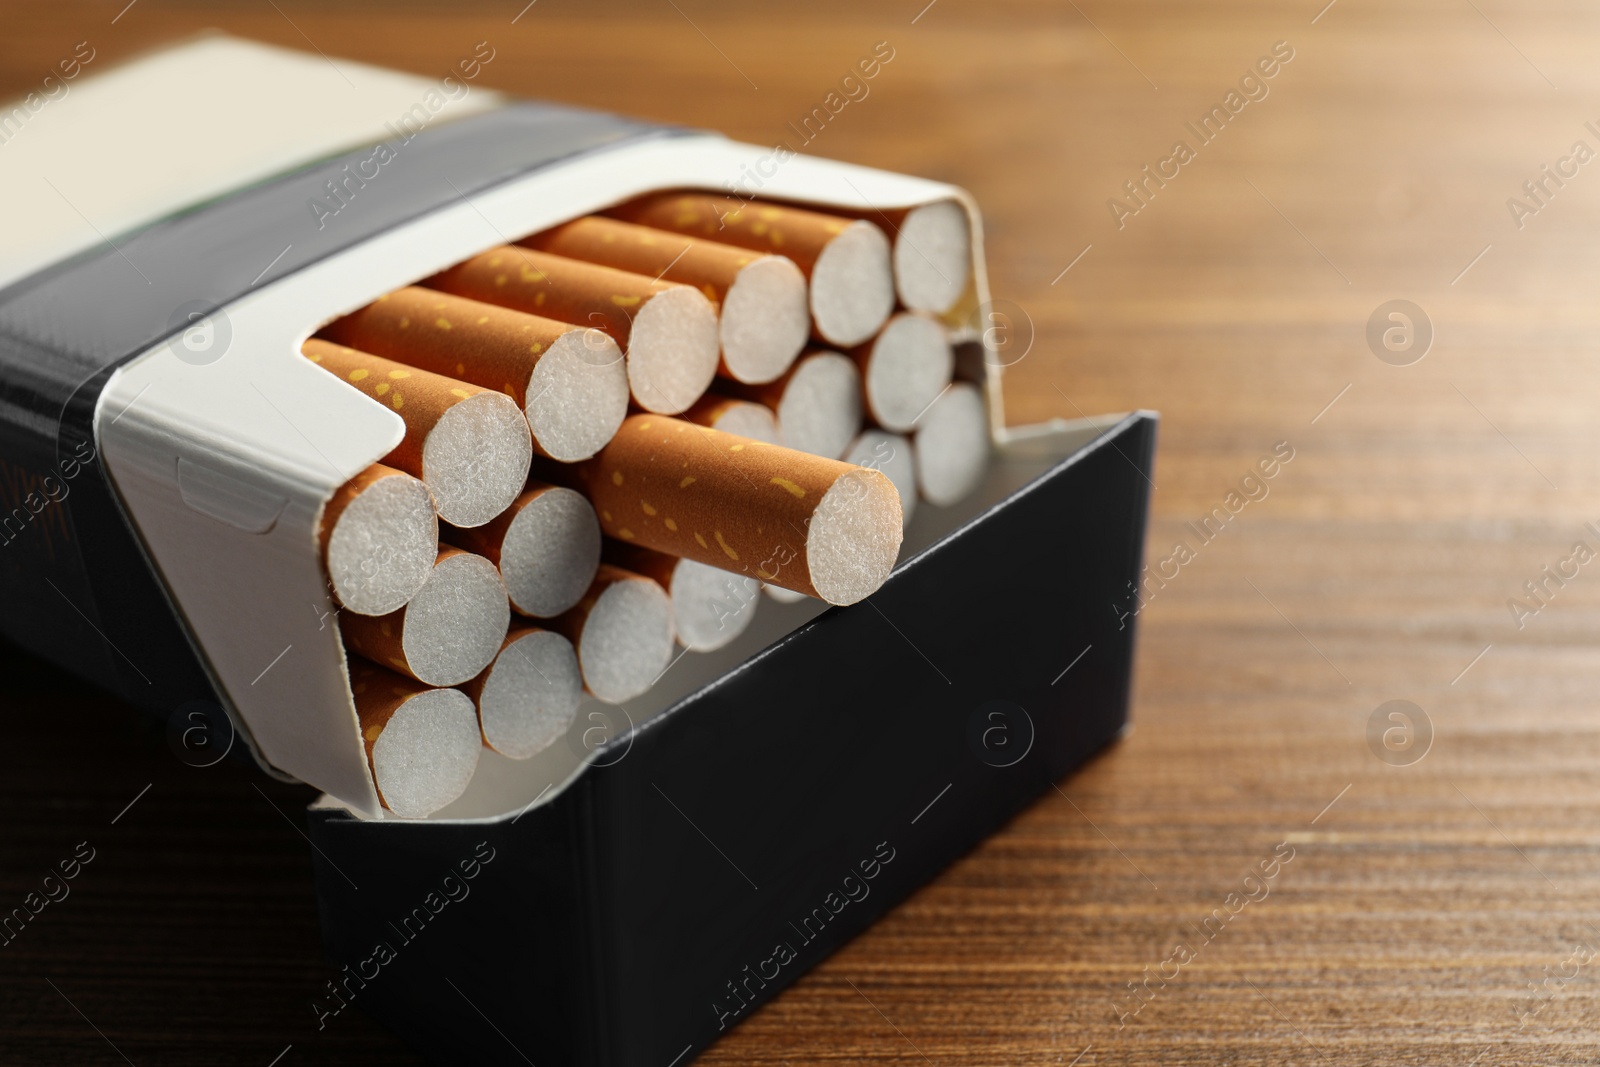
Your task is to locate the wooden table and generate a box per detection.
[4,1,1599,1063]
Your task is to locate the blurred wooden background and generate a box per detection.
[5,0,1600,1063]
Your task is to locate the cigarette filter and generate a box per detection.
[461,627,582,760]
[606,541,761,652]
[681,394,780,444]
[576,415,902,605]
[844,430,917,528]
[444,483,600,619]
[428,247,719,416]
[321,286,629,462]
[549,563,675,704]
[612,193,894,348]
[861,199,973,315]
[525,216,808,385]
[303,339,533,528]
[348,659,482,819]
[319,463,439,616]
[340,546,510,687]
[726,350,862,460]
[914,382,990,506]
[852,312,954,433]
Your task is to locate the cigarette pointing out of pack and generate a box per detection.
[576,415,902,605]
[303,339,533,528]
[348,658,482,819]
[426,246,719,416]
[319,463,438,616]
[762,422,919,610]
[611,193,894,349]
[340,546,510,687]
[321,286,629,462]
[525,216,808,386]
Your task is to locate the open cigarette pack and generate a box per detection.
[0,36,1155,1066]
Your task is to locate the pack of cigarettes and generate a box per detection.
[0,35,1155,1066]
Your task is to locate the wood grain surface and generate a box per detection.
[4,1,1599,1063]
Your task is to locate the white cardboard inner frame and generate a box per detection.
[97,133,992,818]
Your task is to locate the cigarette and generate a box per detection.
[426,246,719,416]
[879,200,973,315]
[348,658,482,819]
[340,546,511,687]
[320,463,438,616]
[303,339,533,528]
[321,286,629,462]
[444,482,600,619]
[610,193,894,348]
[525,217,808,386]
[726,350,861,460]
[549,563,675,704]
[844,430,917,528]
[606,541,761,652]
[761,431,916,607]
[461,627,583,760]
[681,393,780,444]
[913,382,989,507]
[577,415,902,605]
[852,312,954,433]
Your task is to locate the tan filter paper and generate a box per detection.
[525,216,808,385]
[303,339,533,528]
[575,415,902,605]
[610,193,894,348]
[348,658,482,819]
[426,246,719,415]
[318,462,438,616]
[321,286,628,462]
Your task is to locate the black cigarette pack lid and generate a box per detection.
[0,36,1156,1066]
